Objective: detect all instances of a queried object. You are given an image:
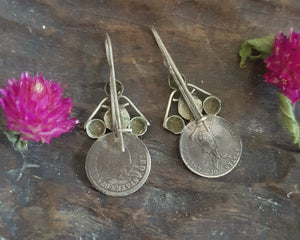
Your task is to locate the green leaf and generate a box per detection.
[239,34,274,68]
[3,129,28,152]
[279,93,300,148]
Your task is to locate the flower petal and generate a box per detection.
[0,72,78,143]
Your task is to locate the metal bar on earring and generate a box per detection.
[119,95,150,126]
[105,34,125,152]
[187,83,212,97]
[151,27,203,122]
[163,89,177,129]
[169,68,203,121]
[151,27,215,140]
[84,97,108,129]
[169,64,218,141]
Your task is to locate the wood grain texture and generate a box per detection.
[0,0,299,239]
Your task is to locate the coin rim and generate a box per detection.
[129,116,148,136]
[203,95,221,115]
[179,116,242,178]
[85,132,151,196]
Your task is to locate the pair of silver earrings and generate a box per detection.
[84,28,242,197]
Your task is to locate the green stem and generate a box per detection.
[279,93,300,148]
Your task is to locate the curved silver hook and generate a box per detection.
[105,34,126,152]
[151,27,203,122]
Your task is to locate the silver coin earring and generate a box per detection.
[151,27,242,178]
[84,34,151,196]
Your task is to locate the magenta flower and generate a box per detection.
[264,29,300,104]
[0,72,79,144]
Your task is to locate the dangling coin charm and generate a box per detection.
[84,34,151,196]
[180,116,242,178]
[152,27,242,178]
[86,133,151,196]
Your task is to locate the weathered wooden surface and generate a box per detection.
[0,0,299,239]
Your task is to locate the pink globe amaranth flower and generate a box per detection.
[263,29,300,104]
[0,72,79,144]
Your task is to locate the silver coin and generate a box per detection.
[85,132,151,196]
[180,115,242,178]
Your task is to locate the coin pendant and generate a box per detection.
[180,115,242,178]
[85,133,151,196]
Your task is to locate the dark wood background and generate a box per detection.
[0,0,299,239]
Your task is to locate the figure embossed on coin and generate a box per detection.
[84,34,151,196]
[151,27,242,178]
[190,121,221,170]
